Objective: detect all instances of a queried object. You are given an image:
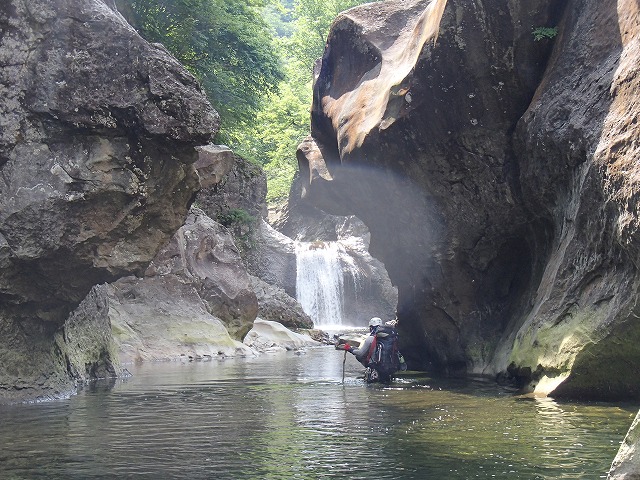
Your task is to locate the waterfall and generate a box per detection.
[295,242,349,328]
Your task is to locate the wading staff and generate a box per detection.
[342,349,347,383]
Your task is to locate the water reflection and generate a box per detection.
[0,347,636,479]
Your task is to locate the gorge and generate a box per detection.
[1,0,640,477]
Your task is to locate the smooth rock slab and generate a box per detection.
[243,319,320,353]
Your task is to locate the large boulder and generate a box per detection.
[608,410,640,480]
[107,207,259,362]
[490,0,640,400]
[297,0,640,399]
[243,319,320,353]
[108,276,252,363]
[194,145,235,189]
[141,208,259,340]
[0,0,218,402]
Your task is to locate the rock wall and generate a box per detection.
[608,409,640,480]
[297,0,640,400]
[492,0,640,400]
[196,153,267,224]
[107,205,314,362]
[0,0,218,402]
[128,208,259,340]
[249,220,298,297]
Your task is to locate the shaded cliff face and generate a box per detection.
[298,0,640,399]
[0,0,218,401]
[495,0,640,399]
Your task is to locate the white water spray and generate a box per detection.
[296,242,352,329]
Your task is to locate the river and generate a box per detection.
[0,347,636,479]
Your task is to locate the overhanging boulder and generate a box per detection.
[0,0,218,402]
[297,0,640,399]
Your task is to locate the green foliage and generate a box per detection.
[217,208,255,228]
[233,64,311,201]
[119,0,372,205]
[119,0,284,135]
[532,26,558,41]
[216,208,256,252]
[286,0,367,70]
[248,0,373,202]
[262,1,294,38]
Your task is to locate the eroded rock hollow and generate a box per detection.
[297,0,640,400]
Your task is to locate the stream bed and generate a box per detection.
[0,347,636,479]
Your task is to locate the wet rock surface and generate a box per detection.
[608,410,640,480]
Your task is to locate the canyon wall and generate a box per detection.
[0,0,218,401]
[297,0,640,400]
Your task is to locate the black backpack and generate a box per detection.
[366,325,399,376]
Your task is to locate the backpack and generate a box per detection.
[366,325,400,377]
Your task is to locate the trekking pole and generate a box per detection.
[342,350,347,383]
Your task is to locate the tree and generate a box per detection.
[286,0,369,73]
[118,0,373,205]
[118,0,284,141]
[254,0,372,203]
[235,71,310,202]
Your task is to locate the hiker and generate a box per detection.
[336,317,407,383]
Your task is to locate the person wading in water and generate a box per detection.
[336,317,407,383]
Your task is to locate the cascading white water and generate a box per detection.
[295,242,348,328]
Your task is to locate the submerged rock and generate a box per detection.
[0,0,218,402]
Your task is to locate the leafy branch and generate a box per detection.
[532,26,558,41]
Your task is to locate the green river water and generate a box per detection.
[0,347,636,479]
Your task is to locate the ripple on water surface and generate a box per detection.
[0,347,636,479]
